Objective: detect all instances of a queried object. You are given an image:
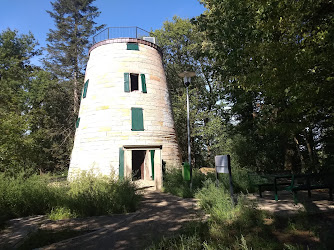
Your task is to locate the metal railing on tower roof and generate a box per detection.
[92,27,152,44]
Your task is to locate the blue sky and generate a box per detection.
[1,0,206,50]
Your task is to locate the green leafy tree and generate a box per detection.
[44,0,105,115]
[41,0,105,172]
[0,29,74,174]
[0,29,40,174]
[153,17,230,167]
[27,70,73,173]
[195,0,334,172]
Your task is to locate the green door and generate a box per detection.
[119,147,124,180]
[150,150,155,180]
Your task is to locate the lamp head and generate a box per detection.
[178,71,196,88]
[184,77,191,87]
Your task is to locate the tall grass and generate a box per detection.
[152,180,281,249]
[163,166,254,198]
[0,172,140,223]
[163,168,206,198]
[66,172,140,216]
[0,174,59,219]
[195,180,275,249]
[152,179,327,249]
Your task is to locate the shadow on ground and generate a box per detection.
[43,191,200,250]
[249,189,334,216]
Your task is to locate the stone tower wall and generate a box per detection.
[68,39,181,177]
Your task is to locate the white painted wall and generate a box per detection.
[68,40,181,179]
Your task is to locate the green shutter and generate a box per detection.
[141,74,147,93]
[76,117,80,128]
[83,80,89,98]
[124,73,130,92]
[150,150,155,180]
[127,43,139,50]
[119,147,124,180]
[131,108,144,131]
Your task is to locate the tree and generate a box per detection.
[153,17,231,167]
[0,29,74,174]
[44,0,105,115]
[0,29,40,174]
[27,70,74,173]
[41,0,105,172]
[195,0,334,172]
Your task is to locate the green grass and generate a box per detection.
[152,179,332,249]
[65,172,140,216]
[163,166,254,198]
[0,172,140,222]
[0,173,60,219]
[48,206,77,221]
[163,168,207,198]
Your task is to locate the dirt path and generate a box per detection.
[42,191,200,249]
[249,190,334,216]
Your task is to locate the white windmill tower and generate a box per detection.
[68,27,181,189]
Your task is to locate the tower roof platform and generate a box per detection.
[90,27,161,54]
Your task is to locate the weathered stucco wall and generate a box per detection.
[68,39,181,179]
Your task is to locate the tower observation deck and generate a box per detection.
[68,27,181,189]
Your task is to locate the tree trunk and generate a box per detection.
[304,128,318,171]
[284,137,298,173]
[294,136,305,170]
[73,71,78,114]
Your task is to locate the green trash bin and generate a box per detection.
[182,162,190,181]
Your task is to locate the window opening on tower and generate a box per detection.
[130,73,139,91]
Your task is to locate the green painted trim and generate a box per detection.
[150,150,155,180]
[75,117,80,128]
[124,73,130,92]
[131,108,144,131]
[119,147,124,180]
[127,43,139,50]
[141,74,147,93]
[83,80,89,98]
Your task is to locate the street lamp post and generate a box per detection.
[178,71,196,191]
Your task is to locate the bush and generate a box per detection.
[214,167,255,194]
[48,207,76,221]
[0,173,60,218]
[163,166,255,198]
[0,172,140,222]
[195,179,246,222]
[65,172,140,216]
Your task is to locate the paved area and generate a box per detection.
[0,215,47,249]
[43,191,200,249]
[0,191,200,249]
[1,189,333,249]
[0,211,141,249]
